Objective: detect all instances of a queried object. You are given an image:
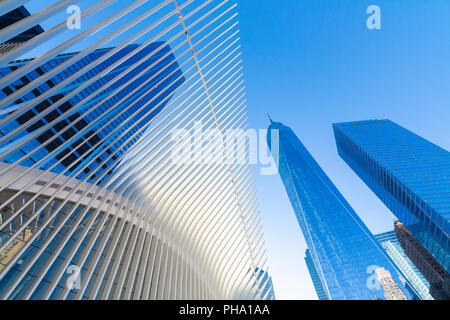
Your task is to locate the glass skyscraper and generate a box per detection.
[375,229,433,300]
[333,120,449,274]
[267,121,415,300]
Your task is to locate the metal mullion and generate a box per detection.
[131,74,245,199]
[189,7,237,43]
[4,197,101,299]
[74,89,223,298]
[99,202,142,299]
[86,200,141,299]
[174,3,261,278]
[111,204,152,300]
[3,48,221,298]
[140,236,162,299]
[157,129,248,297]
[0,0,264,300]
[240,255,269,300]
[202,198,253,293]
[195,26,238,60]
[155,113,246,300]
[223,226,263,298]
[131,230,153,299]
[0,33,200,215]
[61,60,241,298]
[192,160,249,268]
[157,127,249,299]
[150,115,248,265]
[205,188,256,279]
[241,246,267,299]
[148,89,245,211]
[94,60,243,198]
[212,217,253,296]
[59,200,149,300]
[0,1,31,16]
[75,201,140,299]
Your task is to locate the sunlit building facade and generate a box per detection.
[267,121,415,300]
[333,120,449,274]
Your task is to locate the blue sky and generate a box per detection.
[23,0,450,299]
[237,0,450,299]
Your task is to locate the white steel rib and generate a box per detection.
[0,0,273,300]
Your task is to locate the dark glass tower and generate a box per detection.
[0,43,184,298]
[0,6,44,54]
[267,121,414,300]
[395,221,450,299]
[333,120,449,274]
[0,42,184,186]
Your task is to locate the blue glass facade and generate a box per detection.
[304,249,328,300]
[333,120,449,273]
[0,42,184,186]
[375,230,433,300]
[267,121,415,300]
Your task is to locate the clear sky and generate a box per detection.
[23,0,449,300]
[236,0,450,299]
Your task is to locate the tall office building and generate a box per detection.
[0,0,272,300]
[304,249,328,300]
[333,120,449,275]
[395,221,450,299]
[0,6,44,54]
[375,229,433,300]
[267,121,414,300]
